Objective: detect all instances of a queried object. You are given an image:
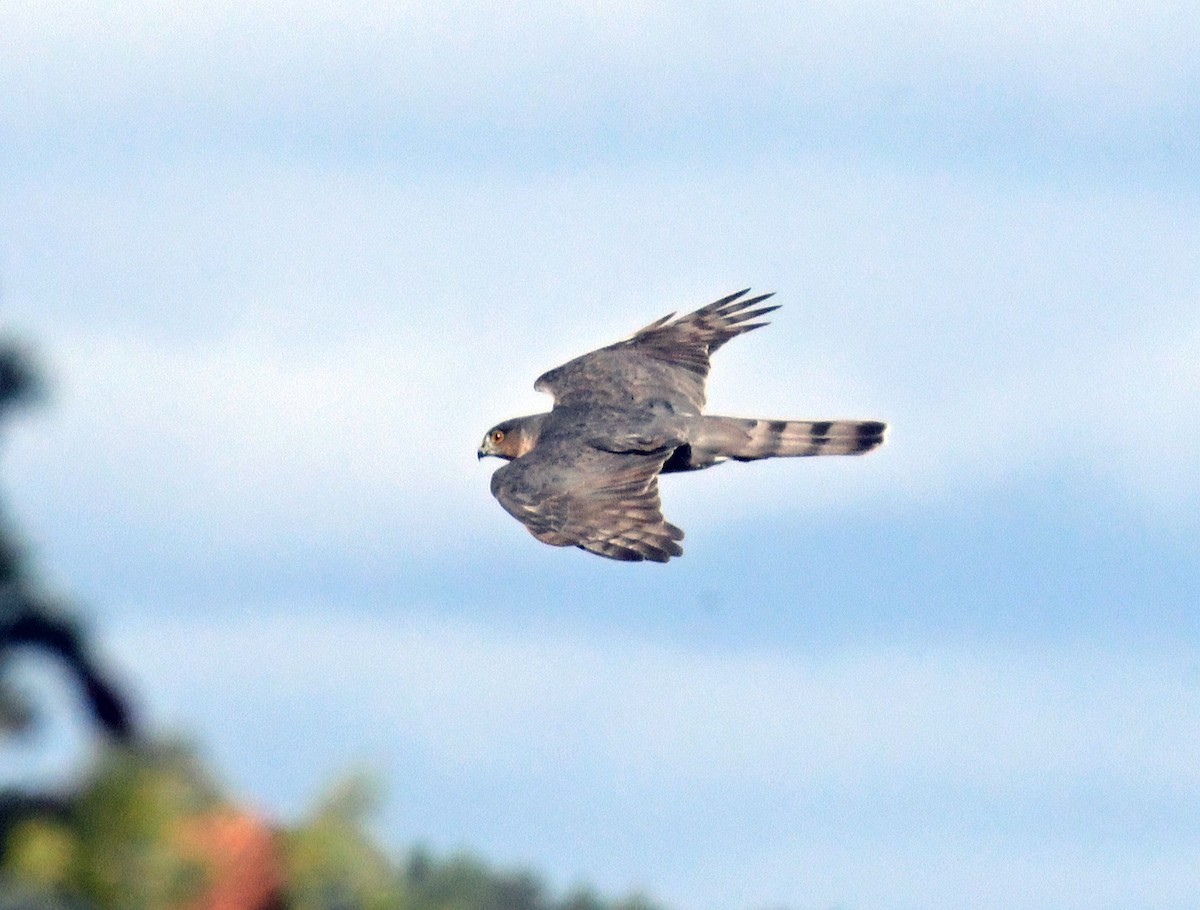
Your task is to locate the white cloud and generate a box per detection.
[5,327,488,561]
[4,152,1198,576]
[1084,318,1200,514]
[4,0,1198,138]
[103,608,1200,910]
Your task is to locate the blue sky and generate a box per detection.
[3,3,1200,908]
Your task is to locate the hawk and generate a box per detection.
[478,290,886,562]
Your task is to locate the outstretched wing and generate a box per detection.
[490,444,684,563]
[534,289,777,413]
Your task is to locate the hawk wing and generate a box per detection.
[490,444,684,563]
[534,289,778,413]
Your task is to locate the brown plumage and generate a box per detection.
[478,289,887,562]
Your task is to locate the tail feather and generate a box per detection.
[685,415,887,466]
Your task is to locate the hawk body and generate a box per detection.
[480,290,886,562]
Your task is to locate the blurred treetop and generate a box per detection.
[0,342,666,909]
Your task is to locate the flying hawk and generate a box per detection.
[478,290,886,562]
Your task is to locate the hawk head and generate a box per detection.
[477,417,541,461]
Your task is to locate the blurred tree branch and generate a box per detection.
[0,341,136,743]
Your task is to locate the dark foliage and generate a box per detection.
[0,343,136,742]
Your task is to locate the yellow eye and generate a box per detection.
[492,430,505,443]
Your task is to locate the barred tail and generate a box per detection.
[681,415,886,468]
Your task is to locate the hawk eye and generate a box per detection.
[492,430,505,443]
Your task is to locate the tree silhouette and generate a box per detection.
[0,343,136,744]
